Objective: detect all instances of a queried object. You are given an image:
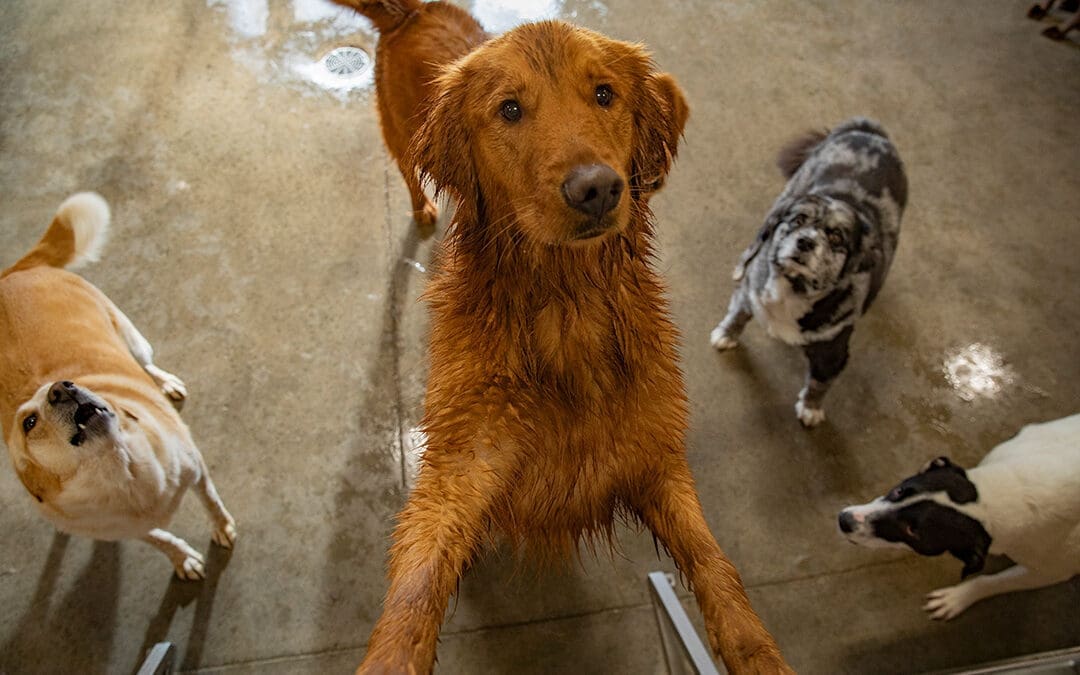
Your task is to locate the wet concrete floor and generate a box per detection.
[0,1,1078,673]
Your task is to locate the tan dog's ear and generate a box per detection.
[407,64,478,217]
[16,459,61,503]
[631,72,690,198]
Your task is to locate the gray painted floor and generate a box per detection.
[1,1,1078,674]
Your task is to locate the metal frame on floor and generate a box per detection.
[647,571,723,675]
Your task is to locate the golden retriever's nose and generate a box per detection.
[562,164,624,221]
[48,381,77,405]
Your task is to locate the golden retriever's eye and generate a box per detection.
[500,99,522,122]
[22,414,37,434]
[595,84,614,107]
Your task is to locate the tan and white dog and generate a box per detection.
[0,192,235,579]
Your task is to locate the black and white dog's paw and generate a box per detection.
[923,584,976,621]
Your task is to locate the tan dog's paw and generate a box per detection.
[145,364,187,402]
[175,548,206,580]
[212,519,237,549]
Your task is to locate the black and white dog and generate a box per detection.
[839,414,1080,620]
[711,117,907,427]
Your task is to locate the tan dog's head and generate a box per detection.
[8,380,121,503]
[409,20,688,246]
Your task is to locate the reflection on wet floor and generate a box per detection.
[207,0,374,101]
[943,343,1015,402]
[206,0,612,100]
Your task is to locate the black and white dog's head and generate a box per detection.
[765,195,862,297]
[839,457,992,578]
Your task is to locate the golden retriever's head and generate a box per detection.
[7,380,121,503]
[410,21,689,246]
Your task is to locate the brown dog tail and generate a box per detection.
[3,192,111,278]
[775,129,828,179]
[329,0,423,33]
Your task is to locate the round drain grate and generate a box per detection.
[322,46,371,79]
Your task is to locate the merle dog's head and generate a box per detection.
[838,457,992,578]
[765,195,864,296]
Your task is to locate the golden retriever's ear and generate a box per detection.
[631,72,690,198]
[407,65,478,215]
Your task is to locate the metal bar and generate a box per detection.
[647,571,723,675]
[135,642,176,675]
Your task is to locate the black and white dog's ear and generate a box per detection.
[922,456,960,473]
[733,212,781,281]
[921,456,978,504]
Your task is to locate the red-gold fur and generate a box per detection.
[354,20,791,675]
[331,0,486,229]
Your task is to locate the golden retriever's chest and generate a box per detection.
[530,298,631,398]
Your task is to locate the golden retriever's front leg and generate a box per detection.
[634,462,793,675]
[358,453,499,675]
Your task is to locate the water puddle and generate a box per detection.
[942,343,1015,402]
[207,0,613,101]
[207,0,374,102]
[469,0,609,32]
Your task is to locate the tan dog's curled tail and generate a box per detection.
[3,192,110,278]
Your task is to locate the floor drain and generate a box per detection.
[321,46,371,80]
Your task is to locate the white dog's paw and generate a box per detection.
[923,585,974,620]
[795,400,826,427]
[174,548,206,581]
[710,326,738,350]
[146,364,187,402]
[212,519,237,549]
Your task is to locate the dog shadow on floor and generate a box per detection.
[133,543,233,674]
[836,575,1080,675]
[0,533,120,675]
[314,194,442,649]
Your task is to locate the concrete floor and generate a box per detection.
[1,1,1078,673]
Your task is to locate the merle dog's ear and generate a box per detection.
[733,211,782,281]
[954,526,991,579]
[407,63,478,218]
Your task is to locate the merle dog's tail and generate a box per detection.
[776,117,890,179]
[776,129,827,179]
[831,116,889,139]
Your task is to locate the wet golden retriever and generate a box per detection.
[351,18,791,675]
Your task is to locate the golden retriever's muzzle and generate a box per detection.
[49,381,114,446]
[561,163,625,239]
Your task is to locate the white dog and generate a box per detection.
[0,192,236,579]
[838,414,1080,619]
